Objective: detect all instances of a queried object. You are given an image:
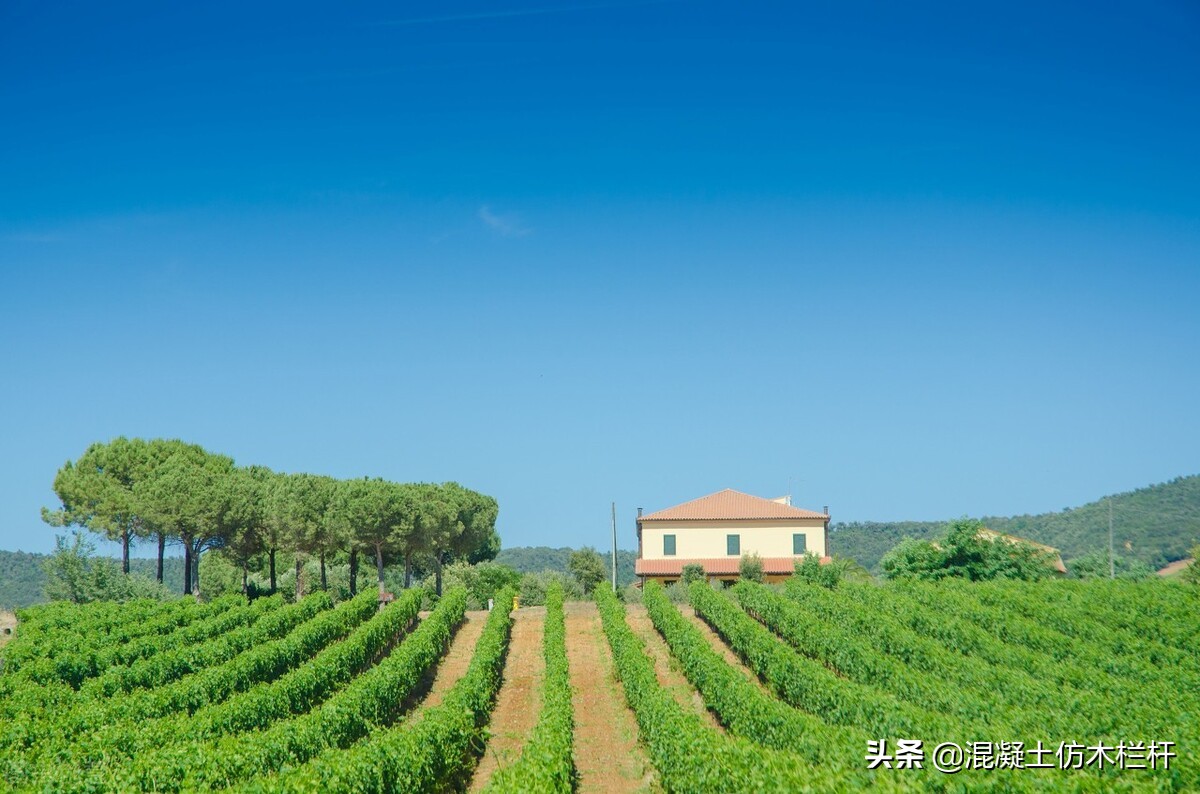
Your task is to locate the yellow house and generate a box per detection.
[634,489,831,585]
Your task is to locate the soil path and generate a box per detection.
[468,607,546,792]
[565,602,659,794]
[0,611,15,650]
[624,604,723,732]
[1157,558,1194,577]
[677,604,774,696]
[409,609,488,716]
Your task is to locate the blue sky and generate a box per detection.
[2,1,1198,556]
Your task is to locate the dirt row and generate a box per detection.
[424,598,774,793]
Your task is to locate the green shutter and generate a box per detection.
[664,534,676,556]
[727,534,740,555]
[793,533,806,554]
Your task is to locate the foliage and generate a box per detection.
[1067,549,1154,580]
[42,532,174,604]
[2,576,1195,791]
[792,552,867,588]
[680,562,706,586]
[265,587,516,793]
[39,438,500,601]
[518,571,583,606]
[737,552,763,583]
[594,583,861,792]
[642,582,871,774]
[832,474,1200,572]
[567,546,607,594]
[1182,546,1200,584]
[879,518,1058,582]
[139,589,470,790]
[494,546,638,587]
[484,582,574,792]
[424,560,520,610]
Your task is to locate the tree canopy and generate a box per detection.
[41,438,499,601]
[879,518,1059,582]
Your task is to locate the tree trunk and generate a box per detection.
[295,556,304,600]
[183,540,193,595]
[156,533,165,583]
[404,553,412,588]
[242,562,249,596]
[348,548,358,596]
[122,528,131,575]
[192,545,201,598]
[319,552,327,591]
[375,543,386,598]
[269,547,277,593]
[434,554,443,597]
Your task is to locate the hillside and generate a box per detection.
[0,553,186,610]
[831,475,1200,573]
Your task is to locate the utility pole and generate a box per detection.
[1109,497,1115,579]
[611,502,618,592]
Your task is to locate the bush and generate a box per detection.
[662,583,690,604]
[43,532,174,604]
[1067,550,1154,581]
[792,553,866,589]
[568,547,607,595]
[519,571,583,606]
[419,561,521,610]
[680,563,706,586]
[738,553,764,583]
[880,518,1058,582]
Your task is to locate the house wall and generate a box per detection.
[640,518,827,560]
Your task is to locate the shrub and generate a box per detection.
[738,553,764,583]
[680,563,706,586]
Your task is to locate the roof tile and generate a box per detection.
[634,556,831,576]
[639,489,828,521]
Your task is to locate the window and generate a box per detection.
[727,534,740,555]
[663,534,676,556]
[793,533,807,555]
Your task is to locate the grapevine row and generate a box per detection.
[483,581,574,793]
[241,587,518,793]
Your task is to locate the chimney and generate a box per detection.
[637,507,643,517]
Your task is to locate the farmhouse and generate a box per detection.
[634,489,830,586]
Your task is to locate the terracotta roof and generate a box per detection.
[635,556,832,576]
[639,489,828,522]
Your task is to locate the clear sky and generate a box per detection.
[2,1,1198,557]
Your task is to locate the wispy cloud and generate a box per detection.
[380,1,668,27]
[478,206,532,238]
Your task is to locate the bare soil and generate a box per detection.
[677,604,773,695]
[408,609,489,717]
[0,610,14,649]
[564,601,659,794]
[623,604,723,732]
[468,607,546,792]
[1158,558,1195,577]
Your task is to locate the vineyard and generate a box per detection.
[0,578,1194,792]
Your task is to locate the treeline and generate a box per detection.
[494,546,638,587]
[43,438,499,600]
[831,474,1200,572]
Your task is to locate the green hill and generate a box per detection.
[830,475,1200,573]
